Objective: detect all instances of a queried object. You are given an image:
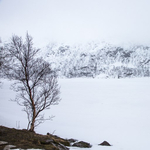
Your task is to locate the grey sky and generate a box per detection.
[0,0,150,47]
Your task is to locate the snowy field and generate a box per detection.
[0,78,150,150]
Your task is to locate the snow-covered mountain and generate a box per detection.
[42,41,150,78]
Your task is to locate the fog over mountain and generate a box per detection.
[1,0,150,78]
[1,0,150,47]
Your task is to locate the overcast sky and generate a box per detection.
[0,0,150,47]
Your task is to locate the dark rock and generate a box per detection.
[99,141,111,146]
[47,132,50,135]
[3,145,16,150]
[40,139,53,144]
[53,138,70,147]
[46,139,53,143]
[72,141,92,148]
[57,142,69,150]
[67,138,77,143]
[52,142,69,150]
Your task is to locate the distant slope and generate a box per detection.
[42,41,150,78]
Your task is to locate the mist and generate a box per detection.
[0,0,150,47]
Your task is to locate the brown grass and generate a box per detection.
[0,126,70,149]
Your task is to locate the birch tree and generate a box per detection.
[4,33,60,132]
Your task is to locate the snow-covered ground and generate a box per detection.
[0,78,150,150]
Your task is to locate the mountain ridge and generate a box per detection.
[42,41,150,78]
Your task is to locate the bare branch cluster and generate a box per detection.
[4,33,60,131]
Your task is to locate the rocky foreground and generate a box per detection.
[0,126,92,150]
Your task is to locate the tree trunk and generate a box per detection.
[30,122,35,132]
[29,109,36,132]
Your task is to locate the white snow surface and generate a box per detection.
[0,78,150,150]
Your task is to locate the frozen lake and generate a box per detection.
[0,78,150,150]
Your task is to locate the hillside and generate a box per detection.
[42,41,150,78]
[0,125,70,150]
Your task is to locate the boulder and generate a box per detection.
[40,139,53,145]
[67,138,77,143]
[0,141,8,145]
[57,142,69,150]
[99,141,111,146]
[72,141,92,148]
[3,145,16,150]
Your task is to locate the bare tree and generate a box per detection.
[4,33,60,132]
[0,39,6,86]
[0,44,3,86]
